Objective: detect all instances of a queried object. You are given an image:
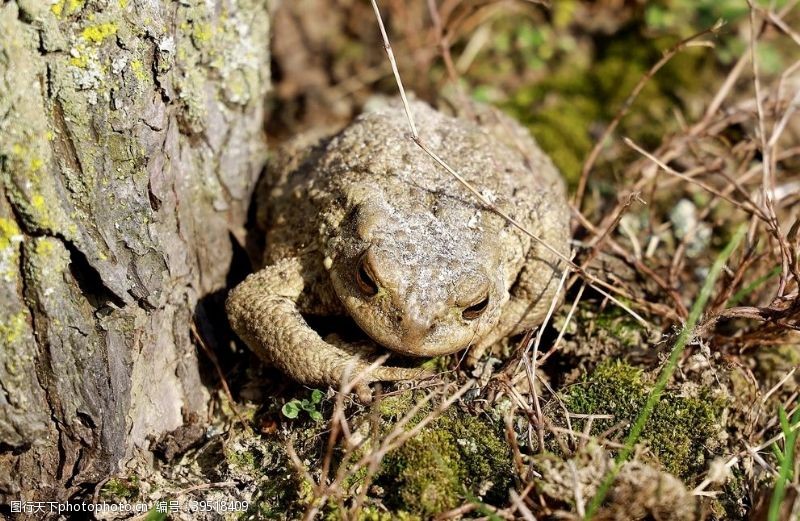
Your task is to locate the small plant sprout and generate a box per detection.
[282,389,325,422]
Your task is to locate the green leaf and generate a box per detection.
[308,410,323,422]
[310,389,324,404]
[791,408,800,425]
[144,508,167,521]
[771,442,785,465]
[778,406,790,435]
[281,400,301,419]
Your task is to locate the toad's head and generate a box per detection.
[326,195,511,357]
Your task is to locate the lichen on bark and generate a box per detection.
[0,0,270,506]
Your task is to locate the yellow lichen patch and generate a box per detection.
[192,21,213,43]
[9,141,47,177]
[7,141,55,229]
[0,312,27,347]
[130,59,148,81]
[51,0,84,18]
[35,238,54,257]
[69,53,89,68]
[0,218,23,283]
[0,218,22,252]
[31,194,46,213]
[28,194,54,230]
[82,23,118,44]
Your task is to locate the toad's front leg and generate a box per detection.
[226,257,427,400]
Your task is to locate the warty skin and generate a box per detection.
[226,98,570,399]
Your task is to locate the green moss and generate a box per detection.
[594,306,645,348]
[338,393,514,517]
[225,446,257,470]
[101,477,140,501]
[526,101,596,184]
[381,428,461,514]
[754,344,800,374]
[710,466,748,520]
[419,355,452,374]
[565,360,722,479]
[375,410,514,517]
[324,504,422,521]
[377,390,417,420]
[225,437,307,519]
[355,506,406,521]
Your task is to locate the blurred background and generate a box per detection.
[267,0,797,190]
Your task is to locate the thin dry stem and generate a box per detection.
[624,137,769,220]
[370,0,418,138]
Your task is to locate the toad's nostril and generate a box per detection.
[401,314,432,347]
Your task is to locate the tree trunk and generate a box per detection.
[0,0,269,509]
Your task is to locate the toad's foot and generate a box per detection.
[226,258,430,400]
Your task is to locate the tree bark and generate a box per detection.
[0,0,269,509]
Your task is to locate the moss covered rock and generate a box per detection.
[374,408,514,518]
[565,360,722,479]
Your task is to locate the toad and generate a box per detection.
[226,99,570,398]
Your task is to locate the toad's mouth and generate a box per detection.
[304,314,467,361]
[303,315,432,370]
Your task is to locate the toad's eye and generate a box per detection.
[356,256,380,297]
[462,294,490,320]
